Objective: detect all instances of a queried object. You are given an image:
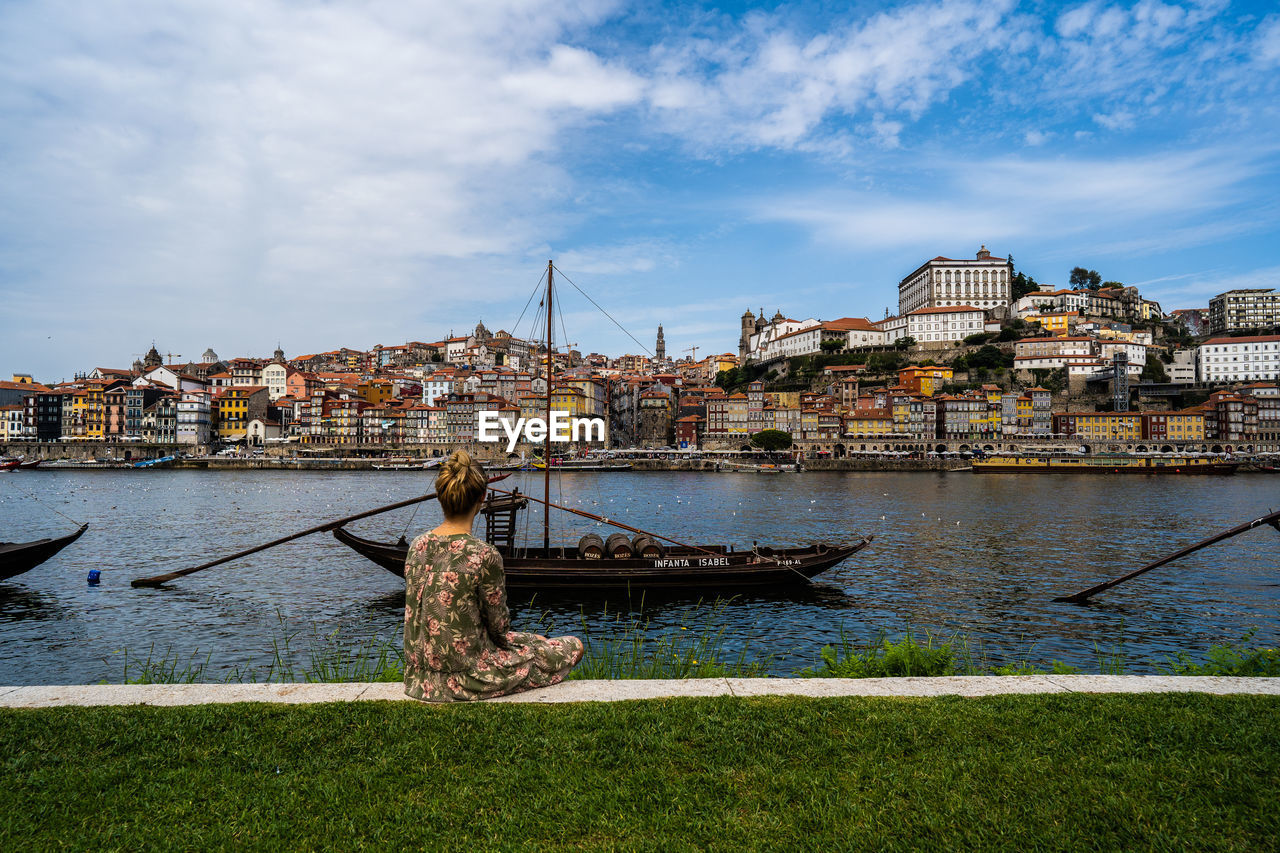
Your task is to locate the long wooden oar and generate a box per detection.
[1053,508,1280,605]
[488,485,817,580]
[131,473,510,588]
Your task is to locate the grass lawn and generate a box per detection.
[3,694,1278,851]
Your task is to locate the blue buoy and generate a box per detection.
[87,569,101,586]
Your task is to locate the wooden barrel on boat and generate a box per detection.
[631,534,664,558]
[605,533,634,558]
[577,533,605,560]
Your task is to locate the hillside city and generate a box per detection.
[3,247,1278,457]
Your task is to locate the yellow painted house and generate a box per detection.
[550,386,588,417]
[1052,411,1142,441]
[1029,311,1078,336]
[898,366,953,397]
[216,386,268,442]
[981,386,1003,434]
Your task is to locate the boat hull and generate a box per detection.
[0,524,89,581]
[972,458,1239,474]
[332,526,871,590]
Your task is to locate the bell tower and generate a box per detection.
[655,325,666,361]
[739,308,756,360]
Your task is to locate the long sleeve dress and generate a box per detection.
[403,531,584,702]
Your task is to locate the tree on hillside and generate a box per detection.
[1069,267,1102,290]
[1100,280,1125,289]
[820,339,845,354]
[957,345,1011,372]
[1140,358,1169,383]
[1010,270,1040,301]
[867,350,906,373]
[750,429,793,451]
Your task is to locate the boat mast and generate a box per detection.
[544,259,553,550]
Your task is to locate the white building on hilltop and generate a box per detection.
[877,306,986,345]
[898,246,1013,318]
[1198,335,1280,383]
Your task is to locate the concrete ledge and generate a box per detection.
[0,676,1276,709]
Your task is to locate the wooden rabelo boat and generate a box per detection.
[334,494,870,591]
[332,261,872,591]
[0,524,88,581]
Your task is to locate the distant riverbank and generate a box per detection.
[25,455,973,472]
[24,456,1278,473]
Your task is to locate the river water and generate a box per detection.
[1,469,1277,682]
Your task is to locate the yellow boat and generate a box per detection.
[971,455,1238,474]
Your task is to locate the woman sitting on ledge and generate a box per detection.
[403,449,583,702]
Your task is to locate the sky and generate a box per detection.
[1,0,1278,382]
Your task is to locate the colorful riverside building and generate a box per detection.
[1053,410,1206,445]
[897,366,953,396]
[843,407,895,438]
[1201,391,1258,443]
[215,386,269,443]
[1141,410,1205,443]
[1052,411,1142,442]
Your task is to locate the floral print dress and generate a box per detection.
[403,532,583,702]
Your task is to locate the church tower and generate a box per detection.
[740,308,756,360]
[655,325,665,361]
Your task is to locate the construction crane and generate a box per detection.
[684,346,698,361]
[165,352,183,365]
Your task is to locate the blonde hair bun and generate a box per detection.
[436,449,487,517]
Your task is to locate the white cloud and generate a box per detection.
[753,146,1272,252]
[1093,110,1135,130]
[645,0,1020,151]
[502,45,645,110]
[0,0,634,372]
[1256,15,1280,67]
[1144,264,1280,307]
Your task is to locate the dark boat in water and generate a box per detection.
[333,525,871,590]
[0,524,89,581]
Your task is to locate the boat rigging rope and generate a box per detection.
[509,269,548,339]
[1,476,84,529]
[551,265,655,358]
[399,492,426,541]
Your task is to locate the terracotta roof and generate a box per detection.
[1202,335,1280,345]
[822,317,881,332]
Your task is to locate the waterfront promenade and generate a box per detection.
[3,675,1278,708]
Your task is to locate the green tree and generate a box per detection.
[1032,366,1067,393]
[896,336,917,350]
[867,351,906,374]
[1069,267,1102,290]
[956,345,1012,372]
[750,429,793,451]
[1140,358,1169,383]
[820,339,845,354]
[1100,281,1125,290]
[1010,271,1040,301]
